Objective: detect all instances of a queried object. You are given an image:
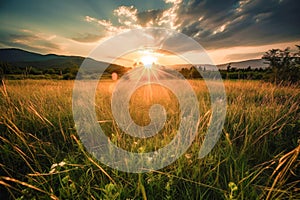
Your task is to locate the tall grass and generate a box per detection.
[0,79,299,199]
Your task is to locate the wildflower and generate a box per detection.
[49,161,67,174]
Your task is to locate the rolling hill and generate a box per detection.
[217,59,269,70]
[167,59,269,71]
[0,48,127,72]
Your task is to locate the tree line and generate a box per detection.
[179,65,269,80]
[179,45,300,84]
[0,63,129,80]
[262,45,300,84]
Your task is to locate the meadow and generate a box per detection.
[0,79,299,199]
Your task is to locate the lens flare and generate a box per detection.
[140,55,157,68]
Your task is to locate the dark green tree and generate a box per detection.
[190,66,202,79]
[262,45,300,84]
[179,68,190,78]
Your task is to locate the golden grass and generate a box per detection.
[0,79,299,199]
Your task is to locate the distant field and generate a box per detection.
[0,79,299,199]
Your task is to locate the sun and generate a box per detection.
[140,54,157,69]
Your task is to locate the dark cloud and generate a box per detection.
[122,0,299,50]
[137,9,164,26]
[189,0,238,17]
[175,0,300,48]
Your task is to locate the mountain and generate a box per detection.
[0,48,126,71]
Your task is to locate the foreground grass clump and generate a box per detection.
[0,79,299,199]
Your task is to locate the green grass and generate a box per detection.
[0,79,299,199]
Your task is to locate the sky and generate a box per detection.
[0,0,299,65]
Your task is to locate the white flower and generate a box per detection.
[49,168,56,174]
[58,161,66,167]
[49,161,67,174]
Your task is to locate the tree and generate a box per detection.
[179,68,190,78]
[24,66,32,78]
[190,66,202,79]
[262,45,300,84]
[226,63,231,79]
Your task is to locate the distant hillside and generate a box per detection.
[0,48,126,71]
[217,59,269,70]
[168,59,269,71]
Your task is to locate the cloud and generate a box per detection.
[71,33,104,43]
[81,0,299,62]
[0,30,61,53]
[87,0,293,49]
[224,52,265,61]
[85,6,143,42]
[137,9,164,26]
[164,0,182,4]
[85,16,113,27]
[113,5,138,27]
[84,5,142,37]
[176,0,300,49]
[85,2,182,35]
[207,40,300,64]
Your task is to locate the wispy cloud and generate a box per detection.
[0,29,61,53]
[85,16,113,28]
[83,1,181,39]
[71,33,104,43]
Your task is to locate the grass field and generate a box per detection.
[0,79,299,199]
